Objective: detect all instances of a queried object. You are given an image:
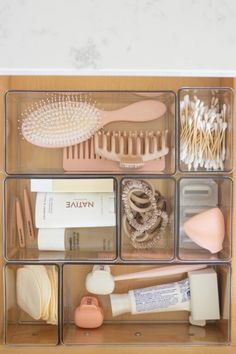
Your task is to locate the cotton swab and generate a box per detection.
[180,94,228,171]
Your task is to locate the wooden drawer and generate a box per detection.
[0,75,235,354]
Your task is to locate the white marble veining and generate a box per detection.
[0,0,235,76]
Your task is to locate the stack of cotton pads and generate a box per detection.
[16,265,58,325]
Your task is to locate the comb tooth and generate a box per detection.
[145,131,149,154]
[164,129,169,148]
[149,131,154,153]
[94,131,99,153]
[123,131,128,154]
[103,131,108,152]
[85,139,89,159]
[139,131,144,155]
[106,131,111,152]
[132,131,137,155]
[111,131,116,154]
[128,131,133,155]
[90,136,96,159]
[156,131,161,151]
[75,143,79,159]
[120,134,125,154]
[64,147,69,160]
[136,135,141,155]
[70,145,74,159]
[79,142,83,159]
[152,131,157,154]
[116,131,120,154]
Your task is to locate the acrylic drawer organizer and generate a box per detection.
[178,177,233,262]
[2,87,234,348]
[62,264,231,346]
[5,90,176,174]
[4,263,60,346]
[178,88,233,173]
[4,177,117,262]
[120,177,175,262]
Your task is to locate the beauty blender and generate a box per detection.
[183,207,225,254]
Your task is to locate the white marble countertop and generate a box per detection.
[0,0,236,76]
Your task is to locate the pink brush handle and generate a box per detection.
[100,100,166,126]
[113,264,207,281]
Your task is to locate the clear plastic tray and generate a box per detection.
[4,263,60,346]
[5,90,176,175]
[4,177,117,262]
[62,263,230,346]
[178,87,233,173]
[178,177,233,262]
[120,177,175,262]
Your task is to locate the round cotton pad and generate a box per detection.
[16,268,42,320]
[52,266,58,324]
[25,265,51,320]
[47,267,57,325]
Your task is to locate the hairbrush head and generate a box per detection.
[21,95,167,149]
[21,95,102,148]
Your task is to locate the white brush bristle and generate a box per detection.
[21,95,102,148]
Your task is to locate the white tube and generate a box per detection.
[110,278,190,316]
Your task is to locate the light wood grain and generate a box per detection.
[0,75,235,354]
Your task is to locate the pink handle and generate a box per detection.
[23,188,35,240]
[16,199,25,248]
[113,264,207,281]
[100,100,166,126]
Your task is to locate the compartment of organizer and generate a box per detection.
[4,263,59,346]
[4,177,117,261]
[62,263,230,346]
[120,177,175,261]
[178,87,233,172]
[5,90,175,174]
[178,177,232,262]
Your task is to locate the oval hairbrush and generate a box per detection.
[21,96,166,148]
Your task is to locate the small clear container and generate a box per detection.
[4,177,117,262]
[5,90,176,175]
[178,177,233,262]
[4,263,59,346]
[178,87,233,173]
[120,177,175,262]
[62,263,230,346]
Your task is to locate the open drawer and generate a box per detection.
[0,75,235,354]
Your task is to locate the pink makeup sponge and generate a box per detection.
[74,296,104,329]
[183,207,225,254]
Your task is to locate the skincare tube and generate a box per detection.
[38,227,115,251]
[110,278,190,316]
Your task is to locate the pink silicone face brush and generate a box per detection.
[21,96,167,148]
